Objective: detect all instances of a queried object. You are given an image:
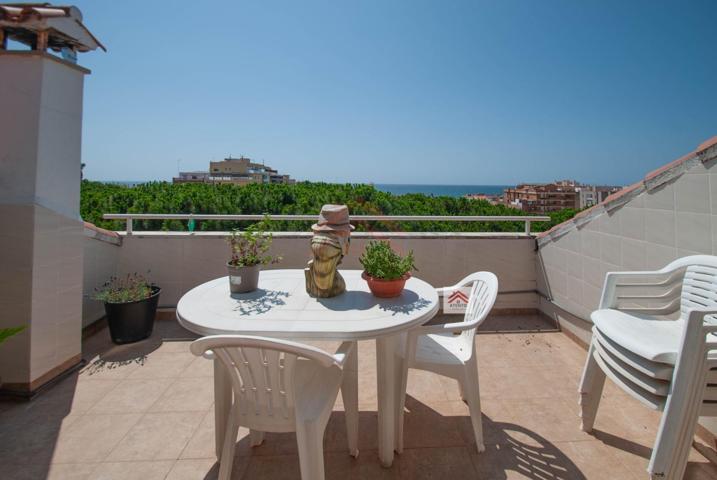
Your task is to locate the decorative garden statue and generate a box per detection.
[305,204,354,298]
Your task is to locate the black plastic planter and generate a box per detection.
[104,287,161,344]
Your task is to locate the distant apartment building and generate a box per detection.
[173,156,295,185]
[504,180,621,213]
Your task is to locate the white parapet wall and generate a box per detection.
[82,223,121,327]
[109,232,540,313]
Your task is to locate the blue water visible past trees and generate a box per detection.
[81,180,577,233]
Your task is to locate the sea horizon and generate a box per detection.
[95,180,512,198]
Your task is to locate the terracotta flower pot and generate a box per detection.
[362,271,410,298]
[227,263,261,294]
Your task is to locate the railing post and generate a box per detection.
[126,217,133,235]
[524,220,531,235]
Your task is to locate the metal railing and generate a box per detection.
[102,213,551,235]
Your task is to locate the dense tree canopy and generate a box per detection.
[81,180,577,233]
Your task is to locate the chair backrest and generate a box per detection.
[680,258,717,318]
[190,335,341,431]
[665,255,717,316]
[460,272,499,345]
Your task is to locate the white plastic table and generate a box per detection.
[176,269,439,467]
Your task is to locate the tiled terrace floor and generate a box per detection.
[2,315,717,479]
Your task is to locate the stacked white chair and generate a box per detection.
[579,255,717,480]
[396,271,499,453]
[190,335,358,480]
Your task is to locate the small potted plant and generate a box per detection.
[93,273,160,344]
[359,240,416,298]
[227,216,281,294]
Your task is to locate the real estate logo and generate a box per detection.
[443,287,471,314]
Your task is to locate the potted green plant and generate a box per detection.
[93,273,160,344]
[359,240,416,298]
[227,216,281,294]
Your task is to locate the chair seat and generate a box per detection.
[591,309,682,364]
[402,332,470,366]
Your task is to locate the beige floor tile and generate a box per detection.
[88,378,173,414]
[106,411,205,461]
[166,458,221,480]
[504,396,592,443]
[181,355,214,377]
[4,462,97,480]
[126,352,195,379]
[243,454,301,480]
[79,357,144,381]
[149,376,214,412]
[51,413,143,463]
[88,460,174,479]
[30,377,121,415]
[399,446,476,479]
[153,340,193,354]
[180,409,254,459]
[0,410,82,464]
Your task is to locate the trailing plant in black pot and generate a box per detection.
[93,273,160,344]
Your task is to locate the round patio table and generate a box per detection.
[176,269,439,467]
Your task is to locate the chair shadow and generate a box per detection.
[208,396,589,480]
[590,428,652,459]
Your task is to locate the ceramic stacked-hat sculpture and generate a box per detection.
[305,205,353,297]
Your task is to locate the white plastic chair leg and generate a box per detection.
[578,343,606,432]
[249,429,264,447]
[648,316,710,480]
[341,341,359,457]
[396,332,416,454]
[219,413,239,480]
[214,359,232,460]
[648,392,701,480]
[295,421,326,480]
[463,359,485,452]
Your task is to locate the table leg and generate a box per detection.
[341,341,359,457]
[376,334,399,467]
[214,357,232,460]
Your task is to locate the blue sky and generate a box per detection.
[75,0,716,185]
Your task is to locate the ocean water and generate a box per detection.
[101,181,510,198]
[375,184,509,198]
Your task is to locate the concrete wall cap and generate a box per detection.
[83,221,121,245]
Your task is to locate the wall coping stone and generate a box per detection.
[83,221,121,246]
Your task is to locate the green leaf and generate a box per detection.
[0,326,26,344]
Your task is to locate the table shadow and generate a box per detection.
[231,289,290,315]
[317,289,432,316]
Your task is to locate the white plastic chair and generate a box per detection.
[190,335,359,480]
[396,271,499,453]
[579,255,717,480]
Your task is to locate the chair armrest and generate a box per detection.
[417,321,473,335]
[599,268,685,310]
[332,341,356,368]
[436,272,485,296]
